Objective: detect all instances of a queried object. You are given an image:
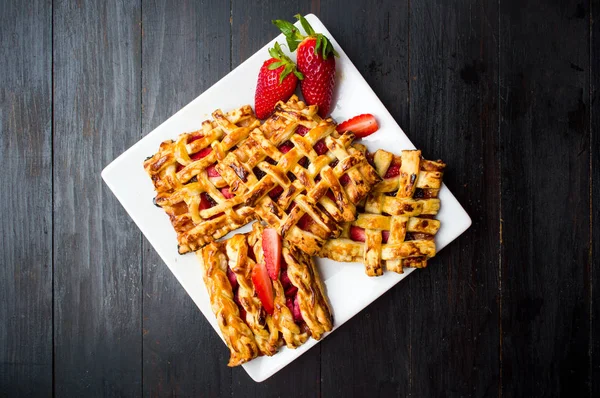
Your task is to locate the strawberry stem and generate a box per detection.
[267,42,304,83]
[273,14,339,60]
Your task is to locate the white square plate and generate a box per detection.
[102,14,471,382]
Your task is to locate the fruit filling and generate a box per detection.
[258,228,304,324]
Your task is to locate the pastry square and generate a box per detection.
[197,223,333,366]
[319,148,446,276]
[143,105,259,253]
[215,96,381,256]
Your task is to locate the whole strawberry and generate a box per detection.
[273,14,338,117]
[255,42,303,120]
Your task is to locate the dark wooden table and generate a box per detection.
[1,0,597,396]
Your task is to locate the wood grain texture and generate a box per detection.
[141,1,231,396]
[499,1,591,396]
[592,1,599,396]
[0,0,53,395]
[317,1,411,396]
[53,0,143,395]
[229,1,324,394]
[408,1,501,396]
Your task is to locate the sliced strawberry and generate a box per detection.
[207,163,220,177]
[188,134,203,144]
[279,141,294,154]
[340,174,350,186]
[286,297,295,315]
[382,230,390,243]
[292,296,304,323]
[220,187,234,199]
[384,163,400,178]
[199,193,214,210]
[280,269,292,288]
[296,125,309,136]
[314,139,328,155]
[262,228,282,280]
[325,190,335,201]
[227,267,238,290]
[336,114,379,138]
[268,186,284,200]
[233,293,247,320]
[190,147,213,161]
[349,225,366,242]
[297,213,314,231]
[285,285,298,297]
[251,262,274,315]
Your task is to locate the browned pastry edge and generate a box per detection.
[197,222,333,365]
[318,148,445,276]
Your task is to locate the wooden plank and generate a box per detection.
[0,1,53,395]
[499,1,591,396]
[317,2,411,396]
[592,1,599,396]
[408,0,500,396]
[141,1,231,395]
[53,0,143,395]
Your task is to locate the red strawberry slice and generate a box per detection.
[190,147,213,161]
[268,186,284,200]
[176,147,213,172]
[349,226,366,242]
[297,213,314,231]
[251,262,274,315]
[199,193,214,210]
[384,163,400,179]
[336,114,379,138]
[206,164,220,177]
[382,230,390,243]
[340,174,350,186]
[227,267,238,290]
[285,285,298,297]
[286,297,295,316]
[262,228,282,280]
[314,139,328,155]
[233,293,247,320]
[292,296,304,323]
[279,141,294,154]
[220,187,234,199]
[280,269,292,288]
[296,125,309,136]
[188,134,203,144]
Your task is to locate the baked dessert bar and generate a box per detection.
[143,106,260,253]
[197,222,332,366]
[215,96,381,256]
[319,148,445,276]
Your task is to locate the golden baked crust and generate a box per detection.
[197,222,333,364]
[319,148,445,276]
[224,234,280,356]
[197,242,259,367]
[144,106,259,253]
[215,96,381,256]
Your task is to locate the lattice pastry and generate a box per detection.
[319,148,445,276]
[143,105,260,253]
[215,95,381,256]
[197,222,333,366]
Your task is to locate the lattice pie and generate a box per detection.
[197,222,332,366]
[319,147,445,276]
